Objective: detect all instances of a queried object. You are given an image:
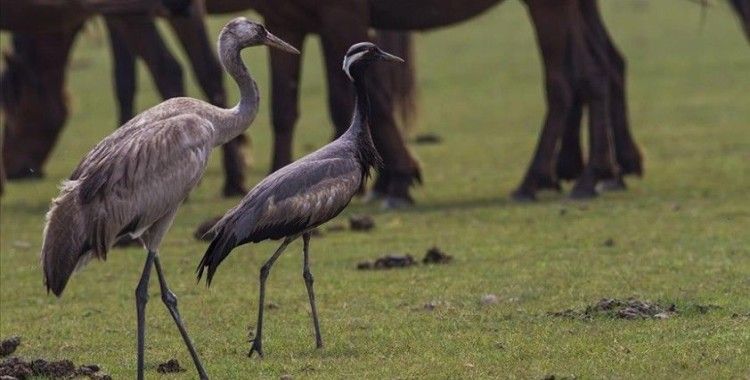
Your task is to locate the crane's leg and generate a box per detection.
[302,232,323,348]
[153,254,208,379]
[135,251,156,380]
[249,236,296,357]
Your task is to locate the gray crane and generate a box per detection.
[197,42,403,357]
[40,17,298,379]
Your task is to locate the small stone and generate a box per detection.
[280,375,293,380]
[481,294,499,305]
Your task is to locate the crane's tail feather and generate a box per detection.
[196,227,238,286]
[40,181,94,297]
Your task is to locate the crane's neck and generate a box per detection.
[212,40,259,146]
[344,73,382,171]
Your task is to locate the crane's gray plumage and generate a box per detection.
[197,42,402,357]
[40,17,298,379]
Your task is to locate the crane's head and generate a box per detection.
[219,17,299,54]
[343,42,404,81]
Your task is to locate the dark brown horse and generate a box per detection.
[0,0,249,196]
[245,0,750,202]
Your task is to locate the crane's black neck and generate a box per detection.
[346,73,383,174]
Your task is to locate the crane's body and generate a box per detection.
[198,42,402,357]
[39,18,299,379]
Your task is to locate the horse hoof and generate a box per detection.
[382,196,414,210]
[598,178,627,192]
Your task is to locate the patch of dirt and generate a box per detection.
[193,216,222,241]
[0,337,20,357]
[357,254,416,270]
[349,215,375,231]
[422,246,452,264]
[156,359,185,374]
[412,133,443,145]
[549,298,677,320]
[0,357,111,379]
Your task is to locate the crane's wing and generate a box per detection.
[69,114,213,252]
[197,157,362,284]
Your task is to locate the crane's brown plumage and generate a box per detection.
[197,42,400,357]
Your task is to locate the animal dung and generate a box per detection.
[349,214,375,231]
[157,359,185,374]
[0,356,112,379]
[357,254,417,270]
[0,336,20,357]
[357,246,454,270]
[422,246,452,264]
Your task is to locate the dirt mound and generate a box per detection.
[0,337,20,357]
[549,298,676,320]
[157,359,185,374]
[0,357,111,379]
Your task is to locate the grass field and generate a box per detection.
[1,1,749,378]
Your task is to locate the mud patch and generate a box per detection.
[0,336,20,357]
[413,133,443,145]
[0,357,111,379]
[156,359,185,374]
[349,215,375,231]
[193,215,222,241]
[422,247,452,264]
[357,254,416,270]
[549,298,677,320]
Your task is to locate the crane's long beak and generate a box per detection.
[264,32,300,54]
[377,50,404,63]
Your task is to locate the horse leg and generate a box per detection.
[320,8,421,207]
[512,0,578,201]
[568,4,619,199]
[266,22,305,173]
[580,0,642,181]
[168,0,248,196]
[105,17,138,125]
[555,95,584,181]
[106,13,184,101]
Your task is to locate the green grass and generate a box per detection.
[2,1,750,378]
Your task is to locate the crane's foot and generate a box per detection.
[247,339,263,358]
[382,195,414,210]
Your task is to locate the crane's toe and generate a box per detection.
[247,340,264,358]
